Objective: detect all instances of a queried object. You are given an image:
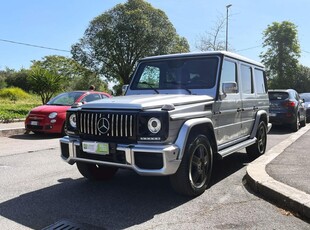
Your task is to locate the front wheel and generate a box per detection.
[170,135,213,197]
[246,121,267,158]
[76,162,118,180]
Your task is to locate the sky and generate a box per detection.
[1,0,310,71]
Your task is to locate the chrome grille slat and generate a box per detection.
[125,115,128,136]
[78,111,135,138]
[120,115,123,136]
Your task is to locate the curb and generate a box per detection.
[246,124,310,220]
[0,127,25,137]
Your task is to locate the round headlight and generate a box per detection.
[48,112,58,119]
[69,114,77,128]
[147,117,161,134]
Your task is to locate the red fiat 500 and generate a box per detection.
[25,91,111,135]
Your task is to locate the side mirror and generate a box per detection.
[222,82,238,94]
[72,102,83,108]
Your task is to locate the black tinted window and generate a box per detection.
[268,92,289,100]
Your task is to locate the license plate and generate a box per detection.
[82,142,109,155]
[30,121,39,126]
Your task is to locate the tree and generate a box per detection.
[4,69,31,92]
[196,15,227,51]
[31,55,108,91]
[71,0,190,86]
[295,65,310,93]
[28,67,63,104]
[260,21,301,89]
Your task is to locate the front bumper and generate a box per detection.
[60,136,181,176]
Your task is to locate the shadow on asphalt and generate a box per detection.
[268,125,295,135]
[0,151,255,229]
[0,170,190,229]
[8,133,63,140]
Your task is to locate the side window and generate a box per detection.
[254,69,267,94]
[81,93,102,103]
[220,60,238,93]
[240,64,253,94]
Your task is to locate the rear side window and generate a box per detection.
[268,92,289,100]
[254,69,267,94]
[240,64,253,94]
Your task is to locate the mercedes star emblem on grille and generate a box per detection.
[97,117,110,134]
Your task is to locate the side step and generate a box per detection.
[218,138,257,159]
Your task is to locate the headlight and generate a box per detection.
[138,112,169,141]
[69,114,77,128]
[48,112,58,119]
[148,117,161,134]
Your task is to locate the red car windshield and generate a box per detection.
[46,92,84,105]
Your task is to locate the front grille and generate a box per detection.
[26,125,43,130]
[77,110,137,142]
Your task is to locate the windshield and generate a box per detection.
[131,57,219,92]
[47,92,84,105]
[300,93,310,102]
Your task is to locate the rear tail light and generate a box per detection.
[282,101,296,108]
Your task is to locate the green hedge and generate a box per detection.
[0,89,41,122]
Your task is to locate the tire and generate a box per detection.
[300,116,306,127]
[76,162,118,180]
[291,114,300,132]
[246,121,267,158]
[170,134,213,197]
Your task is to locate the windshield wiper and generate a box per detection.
[139,81,159,94]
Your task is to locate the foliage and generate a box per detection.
[260,21,301,89]
[28,67,64,104]
[0,87,31,103]
[31,55,84,79]
[0,73,7,89]
[30,55,105,91]
[71,0,190,87]
[294,65,310,93]
[71,73,109,92]
[4,69,32,92]
[0,95,41,122]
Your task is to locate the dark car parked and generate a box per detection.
[300,92,310,123]
[268,89,306,131]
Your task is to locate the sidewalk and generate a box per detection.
[1,121,310,220]
[246,124,310,220]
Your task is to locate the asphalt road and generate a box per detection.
[0,128,309,230]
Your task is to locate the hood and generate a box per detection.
[82,94,214,110]
[30,105,70,114]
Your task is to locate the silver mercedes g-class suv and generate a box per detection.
[60,51,271,196]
